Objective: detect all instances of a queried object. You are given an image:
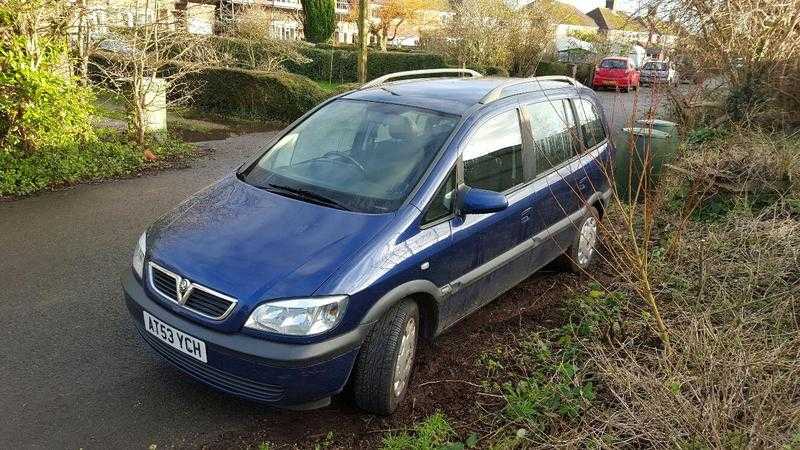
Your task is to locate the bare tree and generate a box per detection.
[220,5,310,73]
[422,0,554,74]
[92,0,220,147]
[66,0,100,85]
[644,0,800,123]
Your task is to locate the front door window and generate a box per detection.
[462,109,525,192]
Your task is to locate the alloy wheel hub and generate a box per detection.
[393,318,416,397]
[577,216,598,266]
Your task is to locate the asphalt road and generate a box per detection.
[0,88,669,449]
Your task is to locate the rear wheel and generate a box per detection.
[352,299,418,415]
[561,206,600,272]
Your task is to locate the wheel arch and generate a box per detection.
[359,280,442,341]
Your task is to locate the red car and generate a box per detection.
[592,57,640,92]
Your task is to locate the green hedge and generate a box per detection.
[535,61,595,85]
[314,42,418,53]
[296,47,446,83]
[186,68,328,121]
[209,37,447,83]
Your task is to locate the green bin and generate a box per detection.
[636,118,679,150]
[614,126,676,202]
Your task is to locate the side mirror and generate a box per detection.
[460,187,508,215]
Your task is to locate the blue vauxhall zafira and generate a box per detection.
[123,69,614,414]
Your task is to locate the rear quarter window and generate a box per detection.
[575,99,606,150]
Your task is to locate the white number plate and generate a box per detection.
[143,311,207,363]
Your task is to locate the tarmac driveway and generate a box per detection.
[0,88,670,449]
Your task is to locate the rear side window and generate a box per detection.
[575,99,606,150]
[463,109,524,192]
[423,169,456,224]
[524,100,579,175]
[600,59,626,69]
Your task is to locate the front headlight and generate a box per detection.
[132,231,146,279]
[244,296,348,336]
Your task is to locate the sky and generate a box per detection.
[518,0,643,14]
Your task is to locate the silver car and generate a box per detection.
[640,61,677,85]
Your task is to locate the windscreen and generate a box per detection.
[242,99,459,213]
[643,62,668,71]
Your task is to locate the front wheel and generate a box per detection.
[561,206,600,272]
[352,299,419,415]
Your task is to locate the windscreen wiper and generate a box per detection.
[265,183,351,211]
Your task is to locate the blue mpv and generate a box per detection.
[123,69,614,414]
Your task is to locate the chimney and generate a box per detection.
[606,0,615,9]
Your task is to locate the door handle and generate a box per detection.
[521,207,532,223]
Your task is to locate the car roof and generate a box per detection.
[341,77,585,116]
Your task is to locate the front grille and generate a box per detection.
[151,267,178,299]
[185,288,234,318]
[148,262,237,320]
[138,328,285,402]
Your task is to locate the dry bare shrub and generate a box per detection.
[217,6,310,73]
[676,128,800,217]
[581,208,800,448]
[224,6,277,41]
[654,0,800,128]
[91,5,222,146]
[558,130,800,448]
[421,0,554,72]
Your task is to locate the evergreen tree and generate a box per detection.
[300,0,336,43]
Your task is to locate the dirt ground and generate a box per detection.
[188,260,614,450]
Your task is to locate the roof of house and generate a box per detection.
[527,0,597,27]
[586,7,647,32]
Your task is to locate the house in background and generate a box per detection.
[555,35,595,63]
[73,0,217,35]
[389,7,451,48]
[586,0,677,56]
[587,2,648,43]
[523,0,598,63]
[529,0,598,38]
[216,0,449,47]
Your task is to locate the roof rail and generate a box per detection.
[480,75,581,104]
[359,68,483,90]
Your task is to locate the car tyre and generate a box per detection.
[561,206,600,273]
[352,299,419,415]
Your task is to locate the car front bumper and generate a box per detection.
[641,75,669,83]
[122,269,366,407]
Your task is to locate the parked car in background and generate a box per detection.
[640,61,677,85]
[123,69,614,415]
[592,57,640,92]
